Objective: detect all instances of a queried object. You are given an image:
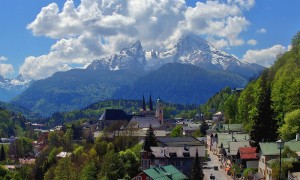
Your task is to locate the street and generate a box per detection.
[203,150,232,180]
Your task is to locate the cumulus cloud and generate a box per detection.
[0,56,8,61]
[247,39,257,45]
[242,45,287,67]
[0,64,14,77]
[256,28,266,34]
[22,0,255,80]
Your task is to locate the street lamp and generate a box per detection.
[276,139,285,180]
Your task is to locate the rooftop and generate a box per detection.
[259,141,300,156]
[217,133,249,148]
[128,116,161,129]
[150,146,205,158]
[228,141,250,156]
[210,123,243,132]
[143,165,188,180]
[157,137,202,147]
[99,109,132,121]
[238,147,258,160]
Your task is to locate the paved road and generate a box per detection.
[203,150,232,180]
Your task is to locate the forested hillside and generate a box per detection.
[222,32,300,142]
[40,99,196,127]
[0,107,27,137]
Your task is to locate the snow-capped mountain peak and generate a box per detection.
[0,74,31,101]
[88,34,264,79]
[88,40,146,71]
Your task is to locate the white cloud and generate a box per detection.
[23,0,255,80]
[242,45,286,67]
[247,39,257,45]
[0,56,8,61]
[256,28,266,34]
[207,37,229,49]
[0,64,14,77]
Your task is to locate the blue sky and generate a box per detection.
[0,0,299,80]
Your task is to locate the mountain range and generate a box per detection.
[10,34,264,117]
[0,75,31,101]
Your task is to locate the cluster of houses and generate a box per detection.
[2,95,300,180]
[206,122,300,180]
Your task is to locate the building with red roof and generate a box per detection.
[237,147,258,169]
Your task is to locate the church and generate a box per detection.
[127,95,164,129]
[99,95,164,130]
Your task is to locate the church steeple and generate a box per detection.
[149,95,153,110]
[142,95,146,110]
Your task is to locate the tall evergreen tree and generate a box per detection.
[191,150,204,180]
[142,95,146,110]
[149,95,153,110]
[0,144,5,161]
[200,120,209,136]
[250,70,278,146]
[143,125,158,152]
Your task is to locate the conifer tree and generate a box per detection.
[0,144,5,161]
[200,120,209,136]
[250,70,278,146]
[142,95,146,110]
[191,150,204,180]
[149,95,153,110]
[143,125,158,152]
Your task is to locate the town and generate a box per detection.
[1,93,300,179]
[1,1,300,180]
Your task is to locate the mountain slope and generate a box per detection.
[0,75,31,102]
[87,41,146,71]
[11,69,143,117]
[11,34,261,117]
[89,34,264,79]
[145,34,264,79]
[113,63,247,104]
[0,101,41,120]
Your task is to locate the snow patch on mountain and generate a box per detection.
[88,41,146,71]
[0,75,31,101]
[88,34,264,79]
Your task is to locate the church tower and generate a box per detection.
[155,98,164,124]
[140,95,155,117]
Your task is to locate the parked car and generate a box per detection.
[214,166,218,170]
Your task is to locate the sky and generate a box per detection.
[0,0,300,81]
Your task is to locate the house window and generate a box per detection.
[137,176,142,180]
[142,159,149,166]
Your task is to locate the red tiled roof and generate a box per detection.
[239,147,258,160]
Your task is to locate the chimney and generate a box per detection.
[296,133,299,141]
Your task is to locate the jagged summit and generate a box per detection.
[176,34,211,52]
[88,40,146,71]
[87,34,263,79]
[0,75,31,101]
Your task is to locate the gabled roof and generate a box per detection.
[143,165,188,180]
[157,137,202,147]
[128,116,161,129]
[229,141,250,155]
[211,123,243,132]
[150,146,206,158]
[99,109,132,121]
[238,147,258,160]
[259,141,300,156]
[182,125,200,131]
[217,133,249,148]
